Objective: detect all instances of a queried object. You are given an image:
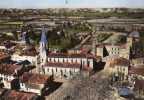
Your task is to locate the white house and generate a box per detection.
[19,72,53,95]
[11,46,38,65]
[0,64,23,89]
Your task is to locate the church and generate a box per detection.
[38,27,96,78]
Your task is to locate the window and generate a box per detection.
[56,68,57,72]
[47,68,49,72]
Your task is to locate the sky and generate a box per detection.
[0,0,144,8]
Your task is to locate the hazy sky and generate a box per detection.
[0,0,144,8]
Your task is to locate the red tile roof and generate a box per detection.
[0,64,22,75]
[129,67,144,76]
[2,90,37,100]
[43,62,81,68]
[0,52,10,61]
[109,57,130,67]
[134,79,144,90]
[20,46,38,56]
[47,53,94,59]
[20,72,51,84]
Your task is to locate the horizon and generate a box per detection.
[0,0,144,9]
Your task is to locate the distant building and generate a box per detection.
[97,33,137,61]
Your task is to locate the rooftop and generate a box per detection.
[47,53,95,59]
[20,72,51,84]
[1,90,38,100]
[43,62,81,68]
[134,79,144,90]
[109,57,130,67]
[129,67,144,76]
[20,46,38,56]
[0,64,22,76]
[97,43,127,49]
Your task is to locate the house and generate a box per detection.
[1,90,39,100]
[106,57,130,81]
[97,35,134,60]
[42,62,81,78]
[0,64,23,89]
[19,72,53,95]
[97,43,130,60]
[11,45,38,65]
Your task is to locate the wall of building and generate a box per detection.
[43,67,80,78]
[47,57,94,69]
